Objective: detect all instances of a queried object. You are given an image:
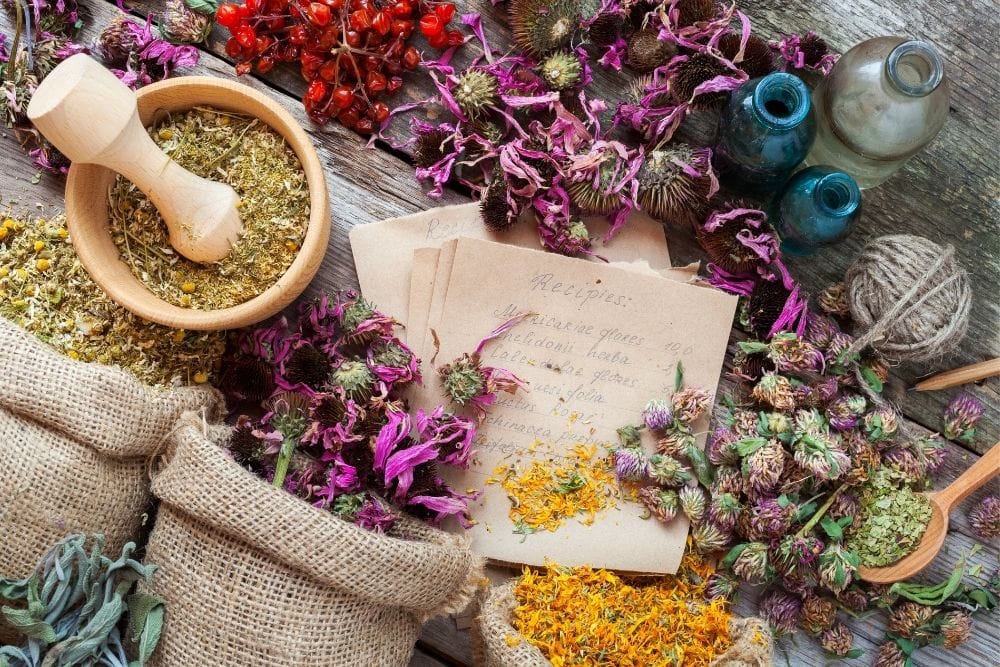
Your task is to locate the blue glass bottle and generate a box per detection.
[713,73,816,194]
[770,166,862,255]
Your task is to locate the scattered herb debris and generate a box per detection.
[108,107,309,310]
[486,443,618,534]
[847,467,933,568]
[0,211,225,386]
[511,547,740,666]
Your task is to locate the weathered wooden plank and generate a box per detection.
[408,647,451,667]
[418,616,475,667]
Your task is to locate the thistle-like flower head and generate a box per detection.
[453,69,499,119]
[943,391,984,444]
[817,543,859,594]
[888,601,935,639]
[671,386,712,424]
[819,621,854,657]
[758,588,802,635]
[329,359,377,401]
[643,398,673,431]
[707,492,742,531]
[539,51,582,90]
[612,446,648,483]
[800,594,838,635]
[679,485,708,524]
[692,521,732,553]
[647,453,693,487]
[638,486,680,523]
[938,610,974,648]
[728,541,772,584]
[968,494,1000,540]
[752,372,795,411]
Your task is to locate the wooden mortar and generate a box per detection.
[59,72,329,331]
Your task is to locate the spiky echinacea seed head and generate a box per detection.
[627,29,676,73]
[329,359,376,400]
[480,175,516,232]
[510,0,580,57]
[697,223,765,274]
[453,69,499,118]
[718,32,777,79]
[747,280,792,339]
[566,161,622,214]
[414,129,452,168]
[637,145,714,226]
[373,340,412,369]
[799,33,831,68]
[341,296,376,333]
[672,53,732,109]
[223,356,275,402]
[440,356,486,406]
[284,344,332,388]
[228,423,265,467]
[586,12,624,46]
[675,0,715,27]
[540,51,582,90]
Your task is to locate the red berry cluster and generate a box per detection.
[217,0,462,134]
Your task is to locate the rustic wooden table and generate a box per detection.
[1,1,997,665]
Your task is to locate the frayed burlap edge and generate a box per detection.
[473,581,774,667]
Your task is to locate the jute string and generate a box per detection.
[844,235,970,363]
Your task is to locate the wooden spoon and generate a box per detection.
[27,54,242,263]
[859,441,999,584]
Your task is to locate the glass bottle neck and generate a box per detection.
[885,40,945,97]
[813,172,861,217]
[750,73,811,131]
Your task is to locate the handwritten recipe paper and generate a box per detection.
[349,202,673,321]
[415,238,738,574]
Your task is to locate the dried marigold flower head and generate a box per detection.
[968,494,1000,540]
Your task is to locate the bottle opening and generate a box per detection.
[752,73,810,129]
[815,173,860,217]
[886,40,944,96]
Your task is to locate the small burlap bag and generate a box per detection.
[144,413,485,667]
[0,318,221,642]
[473,581,774,667]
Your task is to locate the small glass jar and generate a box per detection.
[713,72,816,194]
[806,37,950,189]
[770,166,862,255]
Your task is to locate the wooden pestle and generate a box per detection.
[27,54,242,263]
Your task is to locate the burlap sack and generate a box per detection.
[473,581,774,667]
[144,413,485,667]
[0,318,222,642]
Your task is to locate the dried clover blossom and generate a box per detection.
[968,494,1000,540]
[942,391,984,444]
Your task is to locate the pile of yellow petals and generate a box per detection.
[512,549,734,666]
[486,443,618,534]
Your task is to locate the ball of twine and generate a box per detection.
[844,234,971,362]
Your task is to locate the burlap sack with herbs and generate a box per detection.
[143,413,485,667]
[0,318,222,642]
[473,581,775,667]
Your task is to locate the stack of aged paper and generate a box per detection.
[350,204,737,574]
